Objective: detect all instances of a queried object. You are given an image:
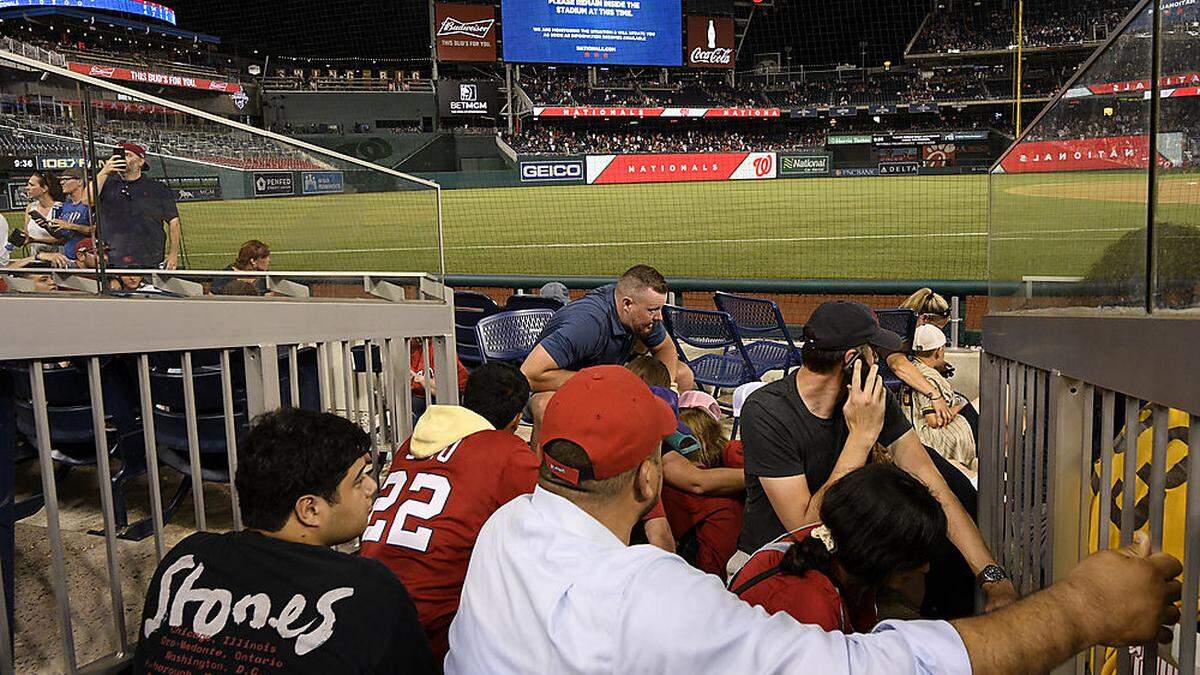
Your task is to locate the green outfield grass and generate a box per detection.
[6,171,1194,281]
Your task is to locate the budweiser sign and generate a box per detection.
[687,16,735,69]
[434,3,497,62]
[69,62,244,94]
[438,17,495,39]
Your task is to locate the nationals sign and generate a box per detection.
[533,106,780,118]
[586,153,776,184]
[69,62,244,94]
[434,3,497,62]
[998,135,1170,173]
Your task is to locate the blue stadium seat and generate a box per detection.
[454,291,500,368]
[504,294,565,312]
[475,309,556,364]
[662,306,760,394]
[712,292,801,374]
[875,308,919,391]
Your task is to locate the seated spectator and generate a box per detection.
[446,365,1183,674]
[22,170,64,256]
[135,408,437,674]
[731,463,944,632]
[410,337,470,419]
[885,288,958,427]
[733,300,1014,617]
[901,325,978,471]
[216,279,263,296]
[539,281,570,306]
[361,363,537,660]
[211,239,270,295]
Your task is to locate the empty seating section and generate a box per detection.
[662,305,760,394]
[475,310,556,364]
[712,292,801,374]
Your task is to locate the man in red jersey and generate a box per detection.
[360,363,537,661]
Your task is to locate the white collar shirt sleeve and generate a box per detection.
[447,487,972,675]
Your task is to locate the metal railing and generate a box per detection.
[0,272,458,673]
[978,312,1200,675]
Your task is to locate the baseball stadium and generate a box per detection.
[0,0,1197,673]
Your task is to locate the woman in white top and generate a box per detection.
[22,170,64,255]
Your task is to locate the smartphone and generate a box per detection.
[111,149,128,170]
[27,210,47,225]
[845,353,870,389]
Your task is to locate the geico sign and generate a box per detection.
[520,161,583,182]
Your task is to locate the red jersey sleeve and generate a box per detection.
[496,440,540,505]
[643,497,666,521]
[722,440,745,469]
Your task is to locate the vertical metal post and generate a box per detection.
[1097,390,1116,551]
[219,350,243,532]
[363,340,379,467]
[316,342,332,413]
[244,345,282,417]
[136,355,166,561]
[287,345,300,408]
[1004,360,1021,569]
[429,0,439,81]
[421,338,433,407]
[950,296,961,348]
[1144,0,1163,312]
[432,335,459,406]
[1178,415,1200,674]
[1047,373,1084,586]
[391,338,414,441]
[29,361,77,672]
[505,63,515,134]
[181,352,207,532]
[1140,405,1169,674]
[86,358,128,655]
[1116,397,1141,674]
[343,342,358,425]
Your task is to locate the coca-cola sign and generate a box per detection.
[686,15,735,69]
[435,3,497,62]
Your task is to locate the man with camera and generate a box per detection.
[97,142,181,270]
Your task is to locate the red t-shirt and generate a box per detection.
[409,340,470,394]
[729,524,878,633]
[360,430,539,658]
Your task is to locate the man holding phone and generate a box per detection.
[733,300,1019,614]
[97,142,181,270]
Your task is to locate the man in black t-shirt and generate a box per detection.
[97,142,181,269]
[135,409,437,674]
[735,300,1019,613]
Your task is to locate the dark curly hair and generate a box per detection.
[780,463,945,588]
[235,408,370,531]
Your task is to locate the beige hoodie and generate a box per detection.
[409,404,494,459]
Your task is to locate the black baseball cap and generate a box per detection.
[803,300,903,352]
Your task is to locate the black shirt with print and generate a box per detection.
[737,373,913,553]
[134,530,437,674]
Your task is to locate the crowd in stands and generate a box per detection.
[112,265,1183,673]
[521,72,767,108]
[912,0,1137,53]
[506,125,827,155]
[261,67,432,92]
[0,111,329,170]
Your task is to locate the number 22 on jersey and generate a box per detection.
[362,468,453,552]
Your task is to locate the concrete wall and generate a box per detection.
[262,91,435,129]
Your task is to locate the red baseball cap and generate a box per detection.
[120,142,146,159]
[540,365,676,487]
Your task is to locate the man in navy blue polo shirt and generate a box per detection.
[521,265,695,447]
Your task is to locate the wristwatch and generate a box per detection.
[977,564,1011,588]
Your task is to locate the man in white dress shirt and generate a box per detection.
[446,365,1181,675]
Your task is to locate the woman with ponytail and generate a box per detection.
[728,463,945,632]
[885,288,957,427]
[211,240,271,295]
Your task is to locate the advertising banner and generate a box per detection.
[68,62,243,94]
[922,144,957,168]
[686,16,734,69]
[827,134,873,145]
[829,106,858,117]
[585,152,776,185]
[832,167,879,177]
[532,106,780,118]
[791,108,820,118]
[164,176,222,202]
[253,172,295,198]
[909,102,940,113]
[879,162,920,176]
[519,159,586,183]
[435,3,498,62]
[868,104,898,115]
[997,135,1175,173]
[778,154,830,177]
[501,0,682,66]
[301,171,345,195]
[35,156,94,171]
[439,80,500,116]
[878,146,920,162]
[7,179,31,209]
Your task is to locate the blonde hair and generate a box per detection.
[901,288,949,320]
[679,407,726,469]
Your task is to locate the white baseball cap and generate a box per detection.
[913,324,947,352]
